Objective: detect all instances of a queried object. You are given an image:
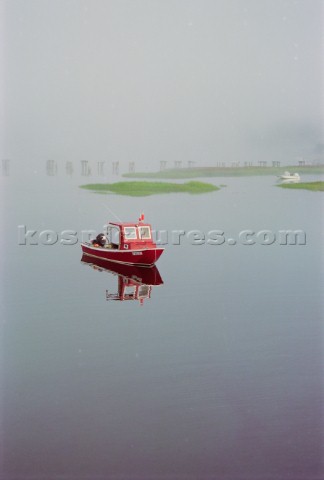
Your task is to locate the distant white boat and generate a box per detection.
[278,171,301,181]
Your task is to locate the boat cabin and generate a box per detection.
[106,222,157,251]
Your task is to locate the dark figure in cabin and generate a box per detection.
[92,233,107,247]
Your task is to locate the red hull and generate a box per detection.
[81,243,164,266]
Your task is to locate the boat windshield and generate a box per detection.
[124,227,137,240]
[138,226,151,239]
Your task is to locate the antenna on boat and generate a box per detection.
[101,203,123,223]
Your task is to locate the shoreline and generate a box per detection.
[122,165,324,179]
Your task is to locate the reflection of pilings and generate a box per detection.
[160,161,167,171]
[244,162,253,167]
[258,161,267,167]
[129,162,135,173]
[112,161,119,175]
[231,161,240,167]
[2,159,10,176]
[46,159,57,176]
[298,160,306,166]
[81,160,91,176]
[97,161,105,176]
[174,161,182,169]
[272,161,280,167]
[188,161,195,168]
[66,161,74,176]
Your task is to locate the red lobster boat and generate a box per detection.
[81,214,164,267]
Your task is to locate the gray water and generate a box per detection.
[1,173,323,480]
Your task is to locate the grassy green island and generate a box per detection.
[80,180,219,196]
[277,181,324,192]
[123,165,324,179]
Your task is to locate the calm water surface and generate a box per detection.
[1,173,323,480]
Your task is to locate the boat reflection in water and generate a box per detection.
[81,254,163,305]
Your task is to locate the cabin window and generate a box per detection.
[138,226,151,239]
[124,227,137,240]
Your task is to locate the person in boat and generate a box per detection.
[91,233,107,247]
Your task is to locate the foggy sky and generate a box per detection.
[3,0,324,169]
